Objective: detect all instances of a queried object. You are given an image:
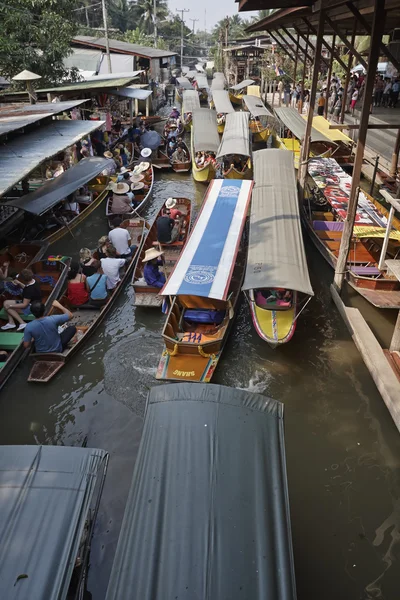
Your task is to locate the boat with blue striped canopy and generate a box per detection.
[156,179,253,382]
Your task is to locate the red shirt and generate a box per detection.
[67,281,89,306]
[169,208,182,220]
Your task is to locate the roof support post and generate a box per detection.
[298,31,309,114]
[333,0,386,291]
[302,18,347,72]
[293,32,300,85]
[324,34,336,119]
[270,30,296,63]
[390,309,400,352]
[281,27,313,68]
[299,10,325,192]
[390,129,400,177]
[340,19,357,124]
[324,14,368,70]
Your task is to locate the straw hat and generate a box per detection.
[165,197,177,209]
[142,248,164,262]
[130,173,144,183]
[131,182,145,191]
[141,148,152,158]
[169,123,177,128]
[133,162,150,174]
[120,166,130,174]
[112,182,130,194]
[104,150,113,159]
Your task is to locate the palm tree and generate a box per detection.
[132,0,168,35]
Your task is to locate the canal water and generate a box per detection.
[1,169,400,600]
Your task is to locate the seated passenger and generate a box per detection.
[80,247,97,276]
[1,268,42,331]
[109,217,137,259]
[111,182,133,214]
[85,260,108,306]
[100,246,126,290]
[170,106,180,119]
[66,261,89,307]
[156,212,178,244]
[96,236,110,260]
[23,300,77,353]
[168,136,177,155]
[142,248,165,288]
[171,146,186,163]
[63,193,80,216]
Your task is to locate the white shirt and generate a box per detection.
[101,257,126,289]
[109,227,131,256]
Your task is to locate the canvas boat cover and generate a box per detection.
[0,445,107,600]
[212,90,235,114]
[105,383,296,600]
[213,71,226,82]
[177,76,193,89]
[230,79,255,91]
[243,94,273,117]
[217,111,251,159]
[3,157,112,215]
[211,78,225,91]
[162,180,252,300]
[274,107,333,144]
[195,74,209,89]
[182,89,201,113]
[306,115,353,143]
[186,70,197,79]
[192,109,220,153]
[243,149,313,296]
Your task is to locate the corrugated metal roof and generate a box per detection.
[242,95,273,117]
[0,120,105,198]
[192,109,220,153]
[212,90,235,114]
[109,87,152,100]
[217,112,251,158]
[194,74,209,89]
[39,77,136,93]
[274,107,333,144]
[0,100,89,136]
[73,35,177,59]
[182,90,200,114]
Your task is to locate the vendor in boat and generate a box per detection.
[170,106,180,119]
[23,299,77,353]
[142,248,166,289]
[109,217,137,259]
[138,148,152,164]
[171,146,187,163]
[168,136,177,155]
[103,151,117,176]
[1,269,42,332]
[66,261,89,307]
[110,182,134,214]
[165,198,182,222]
[167,124,178,140]
[101,246,126,290]
[116,167,131,183]
[157,201,181,244]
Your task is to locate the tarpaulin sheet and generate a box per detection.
[177,77,193,89]
[243,149,313,296]
[192,108,220,153]
[230,79,255,91]
[0,445,107,600]
[182,90,200,113]
[212,90,235,114]
[4,157,112,215]
[98,53,134,75]
[274,107,333,144]
[217,111,250,158]
[63,48,103,72]
[243,94,273,117]
[105,383,296,600]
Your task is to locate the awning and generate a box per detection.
[242,149,314,296]
[212,90,235,114]
[274,107,333,144]
[211,78,225,91]
[109,87,152,100]
[192,108,220,153]
[182,90,201,114]
[105,383,296,600]
[305,115,353,144]
[0,445,107,600]
[195,74,209,89]
[177,77,193,89]
[230,79,255,91]
[242,94,273,117]
[3,157,112,215]
[0,120,105,198]
[162,179,253,300]
[217,112,251,159]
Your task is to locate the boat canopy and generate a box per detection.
[217,111,251,159]
[192,108,220,153]
[162,179,252,300]
[105,383,296,600]
[275,107,333,144]
[211,78,225,91]
[182,89,200,113]
[306,115,353,143]
[230,79,255,91]
[2,157,112,216]
[195,74,209,89]
[243,94,273,117]
[186,70,197,79]
[212,90,235,114]
[176,76,192,89]
[0,445,108,600]
[242,149,314,296]
[213,71,226,81]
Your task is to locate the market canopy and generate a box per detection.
[3,157,112,215]
[243,94,273,117]
[217,111,251,159]
[177,77,193,89]
[230,79,255,91]
[192,108,220,153]
[195,74,209,89]
[105,382,296,600]
[212,90,235,114]
[306,115,353,143]
[0,445,108,600]
[162,180,252,300]
[274,107,333,144]
[182,90,201,114]
[243,149,314,296]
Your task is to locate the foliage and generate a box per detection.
[0,0,78,84]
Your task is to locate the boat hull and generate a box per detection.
[249,294,297,346]
[229,92,243,106]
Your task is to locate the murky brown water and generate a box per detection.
[1,161,400,599]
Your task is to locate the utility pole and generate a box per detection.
[176,8,190,69]
[190,18,199,35]
[102,0,112,73]
[153,0,157,48]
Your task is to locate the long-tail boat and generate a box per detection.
[242,149,314,346]
[242,94,276,144]
[156,179,253,383]
[170,141,191,173]
[217,112,253,179]
[210,90,235,133]
[304,157,400,309]
[27,218,149,383]
[181,90,201,131]
[229,79,255,105]
[106,163,153,225]
[303,115,355,167]
[193,74,210,103]
[163,117,184,139]
[191,109,220,183]
[175,76,193,102]
[132,198,192,307]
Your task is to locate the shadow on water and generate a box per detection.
[0,164,399,599]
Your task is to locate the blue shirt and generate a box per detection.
[23,314,70,353]
[144,261,166,288]
[87,273,108,300]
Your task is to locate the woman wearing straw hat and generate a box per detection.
[142,248,165,288]
[102,151,117,176]
[110,182,133,214]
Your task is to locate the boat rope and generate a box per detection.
[163,343,178,357]
[15,252,29,263]
[198,345,216,360]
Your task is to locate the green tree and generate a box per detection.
[109,0,137,32]
[0,0,78,84]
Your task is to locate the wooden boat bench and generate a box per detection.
[0,332,23,351]
[349,266,381,277]
[0,308,35,322]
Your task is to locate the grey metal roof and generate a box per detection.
[176,77,193,89]
[274,107,333,144]
[194,74,209,89]
[242,149,314,296]
[0,445,108,600]
[0,119,105,198]
[230,79,255,91]
[73,35,177,59]
[212,90,235,114]
[108,87,152,100]
[192,109,220,153]
[242,94,273,117]
[211,78,225,91]
[0,100,89,136]
[38,77,137,94]
[105,383,296,600]
[217,111,251,158]
[186,70,197,78]
[182,89,200,114]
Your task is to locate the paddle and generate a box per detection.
[62,216,75,239]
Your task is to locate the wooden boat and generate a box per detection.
[242,94,276,144]
[182,90,201,132]
[106,164,153,226]
[194,74,209,104]
[229,91,244,106]
[152,147,172,170]
[132,198,192,308]
[229,79,255,106]
[0,241,48,269]
[303,115,354,167]
[0,255,70,391]
[242,150,313,346]
[304,157,400,309]
[191,109,220,183]
[171,142,191,173]
[163,118,184,139]
[27,218,149,383]
[156,180,253,383]
[176,77,193,104]
[217,112,253,180]
[211,90,235,134]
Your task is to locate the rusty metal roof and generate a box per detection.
[0,100,89,137]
